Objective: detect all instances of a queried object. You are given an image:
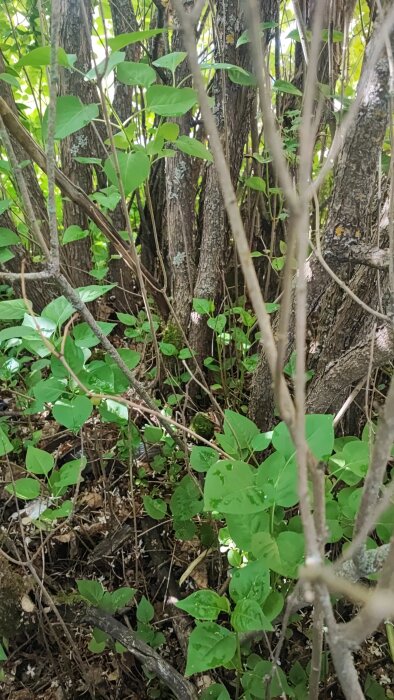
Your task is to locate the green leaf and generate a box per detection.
[228,67,257,87]
[257,452,298,508]
[200,62,239,71]
[116,312,137,326]
[250,432,272,452]
[0,73,20,88]
[99,399,128,425]
[221,409,260,456]
[325,501,344,543]
[146,85,198,116]
[236,21,278,47]
[201,60,254,83]
[77,579,105,606]
[143,426,163,443]
[229,560,270,606]
[170,475,203,519]
[143,495,167,520]
[26,446,54,476]
[329,439,370,485]
[85,51,125,80]
[287,28,312,42]
[100,588,136,614]
[41,500,73,520]
[337,487,362,521]
[251,531,304,578]
[190,446,219,473]
[231,599,273,632]
[42,296,73,326]
[104,150,150,196]
[272,414,334,460]
[52,396,93,431]
[153,51,187,72]
[104,348,141,393]
[51,336,84,377]
[43,96,99,140]
[207,314,226,333]
[273,79,303,96]
[49,457,86,497]
[116,61,156,88]
[185,622,236,676]
[73,321,116,348]
[0,426,14,456]
[0,299,26,320]
[0,227,20,246]
[376,504,394,542]
[175,135,213,162]
[63,225,89,244]
[242,660,292,699]
[159,341,178,356]
[74,156,102,165]
[178,347,193,360]
[157,122,180,141]
[321,29,344,42]
[91,188,121,210]
[262,590,284,621]
[226,511,269,551]
[89,633,107,653]
[137,596,154,623]
[174,518,196,540]
[200,684,230,700]
[193,298,215,315]
[0,248,14,264]
[0,325,40,345]
[78,284,116,303]
[16,46,71,69]
[0,199,12,215]
[204,460,266,514]
[108,29,167,52]
[176,590,230,621]
[5,477,40,500]
[245,176,266,192]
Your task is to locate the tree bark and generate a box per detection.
[188,0,278,363]
[165,0,198,332]
[249,13,394,428]
[58,0,98,288]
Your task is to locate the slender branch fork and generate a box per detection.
[171,0,394,696]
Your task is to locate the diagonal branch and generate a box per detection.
[82,607,198,700]
[0,96,169,317]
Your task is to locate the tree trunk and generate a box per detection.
[58,0,98,288]
[165,0,198,332]
[188,0,278,364]
[249,14,394,428]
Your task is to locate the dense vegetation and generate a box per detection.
[0,0,393,698]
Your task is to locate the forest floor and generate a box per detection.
[0,409,393,699]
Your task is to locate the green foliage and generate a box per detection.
[0,4,389,694]
[185,622,237,676]
[5,448,86,515]
[42,96,99,140]
[145,85,198,116]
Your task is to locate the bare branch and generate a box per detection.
[82,607,199,700]
[354,373,394,542]
[0,269,53,281]
[47,0,61,265]
[0,96,169,317]
[306,2,394,200]
[0,116,49,258]
[310,241,390,322]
